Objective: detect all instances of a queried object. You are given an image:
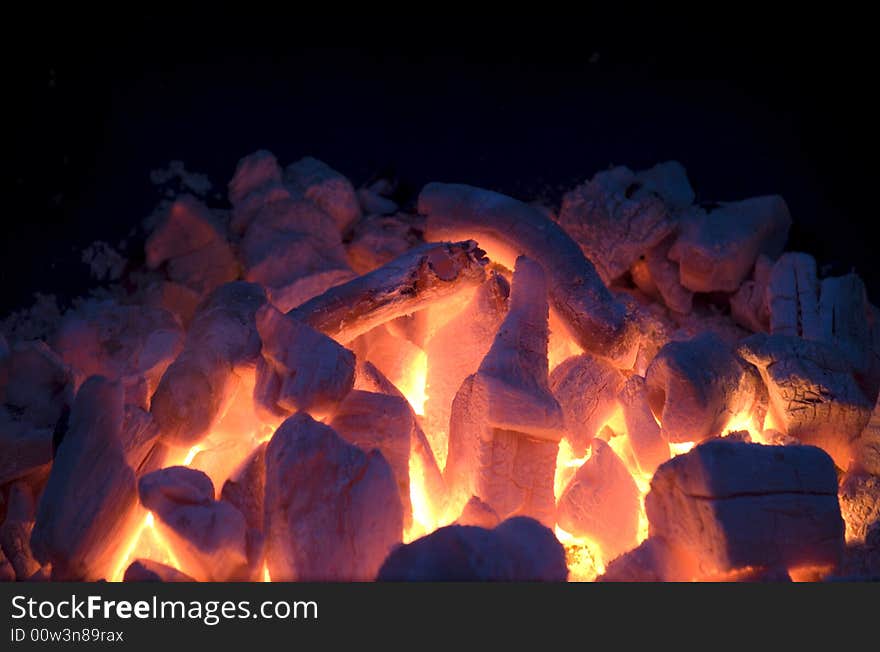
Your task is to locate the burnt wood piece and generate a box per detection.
[446,257,563,526]
[139,466,254,581]
[424,271,510,467]
[220,442,267,534]
[838,471,880,544]
[145,195,239,296]
[645,439,844,574]
[141,280,201,327]
[289,240,487,344]
[254,304,355,418]
[550,353,624,457]
[121,406,161,474]
[645,332,760,444]
[0,550,14,581]
[330,390,415,531]
[738,333,872,468]
[643,234,693,315]
[284,156,361,233]
[2,340,73,431]
[53,301,183,405]
[557,162,689,283]
[353,360,448,522]
[346,213,422,274]
[151,281,266,447]
[229,150,356,311]
[455,496,501,529]
[616,375,670,476]
[598,537,700,582]
[730,254,773,333]
[419,183,639,367]
[228,149,287,235]
[1,481,41,580]
[556,439,642,562]
[0,408,53,487]
[376,516,567,581]
[30,377,139,580]
[264,412,402,581]
[767,252,821,339]
[856,389,880,475]
[239,195,355,311]
[668,196,791,293]
[819,273,872,376]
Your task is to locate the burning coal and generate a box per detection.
[1,153,878,582]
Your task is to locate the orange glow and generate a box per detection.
[110,510,182,582]
[669,441,696,456]
[397,348,428,416]
[405,449,436,543]
[110,442,206,581]
[554,438,590,501]
[555,526,605,581]
[182,445,201,466]
[262,563,271,582]
[788,564,834,582]
[722,408,767,444]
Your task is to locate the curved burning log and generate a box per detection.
[418,183,639,368]
[289,240,487,344]
[446,256,564,526]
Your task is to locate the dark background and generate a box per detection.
[4,10,873,316]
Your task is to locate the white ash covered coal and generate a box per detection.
[2,153,878,583]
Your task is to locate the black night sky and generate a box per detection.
[4,10,873,315]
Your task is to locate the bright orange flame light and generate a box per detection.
[397,348,428,416]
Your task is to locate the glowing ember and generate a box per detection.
[18,151,866,585]
[554,438,589,501]
[555,526,605,581]
[669,441,696,456]
[182,445,202,466]
[398,348,428,416]
[405,448,437,543]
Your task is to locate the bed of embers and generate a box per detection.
[1,152,878,583]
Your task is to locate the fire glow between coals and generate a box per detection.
[4,154,877,585]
